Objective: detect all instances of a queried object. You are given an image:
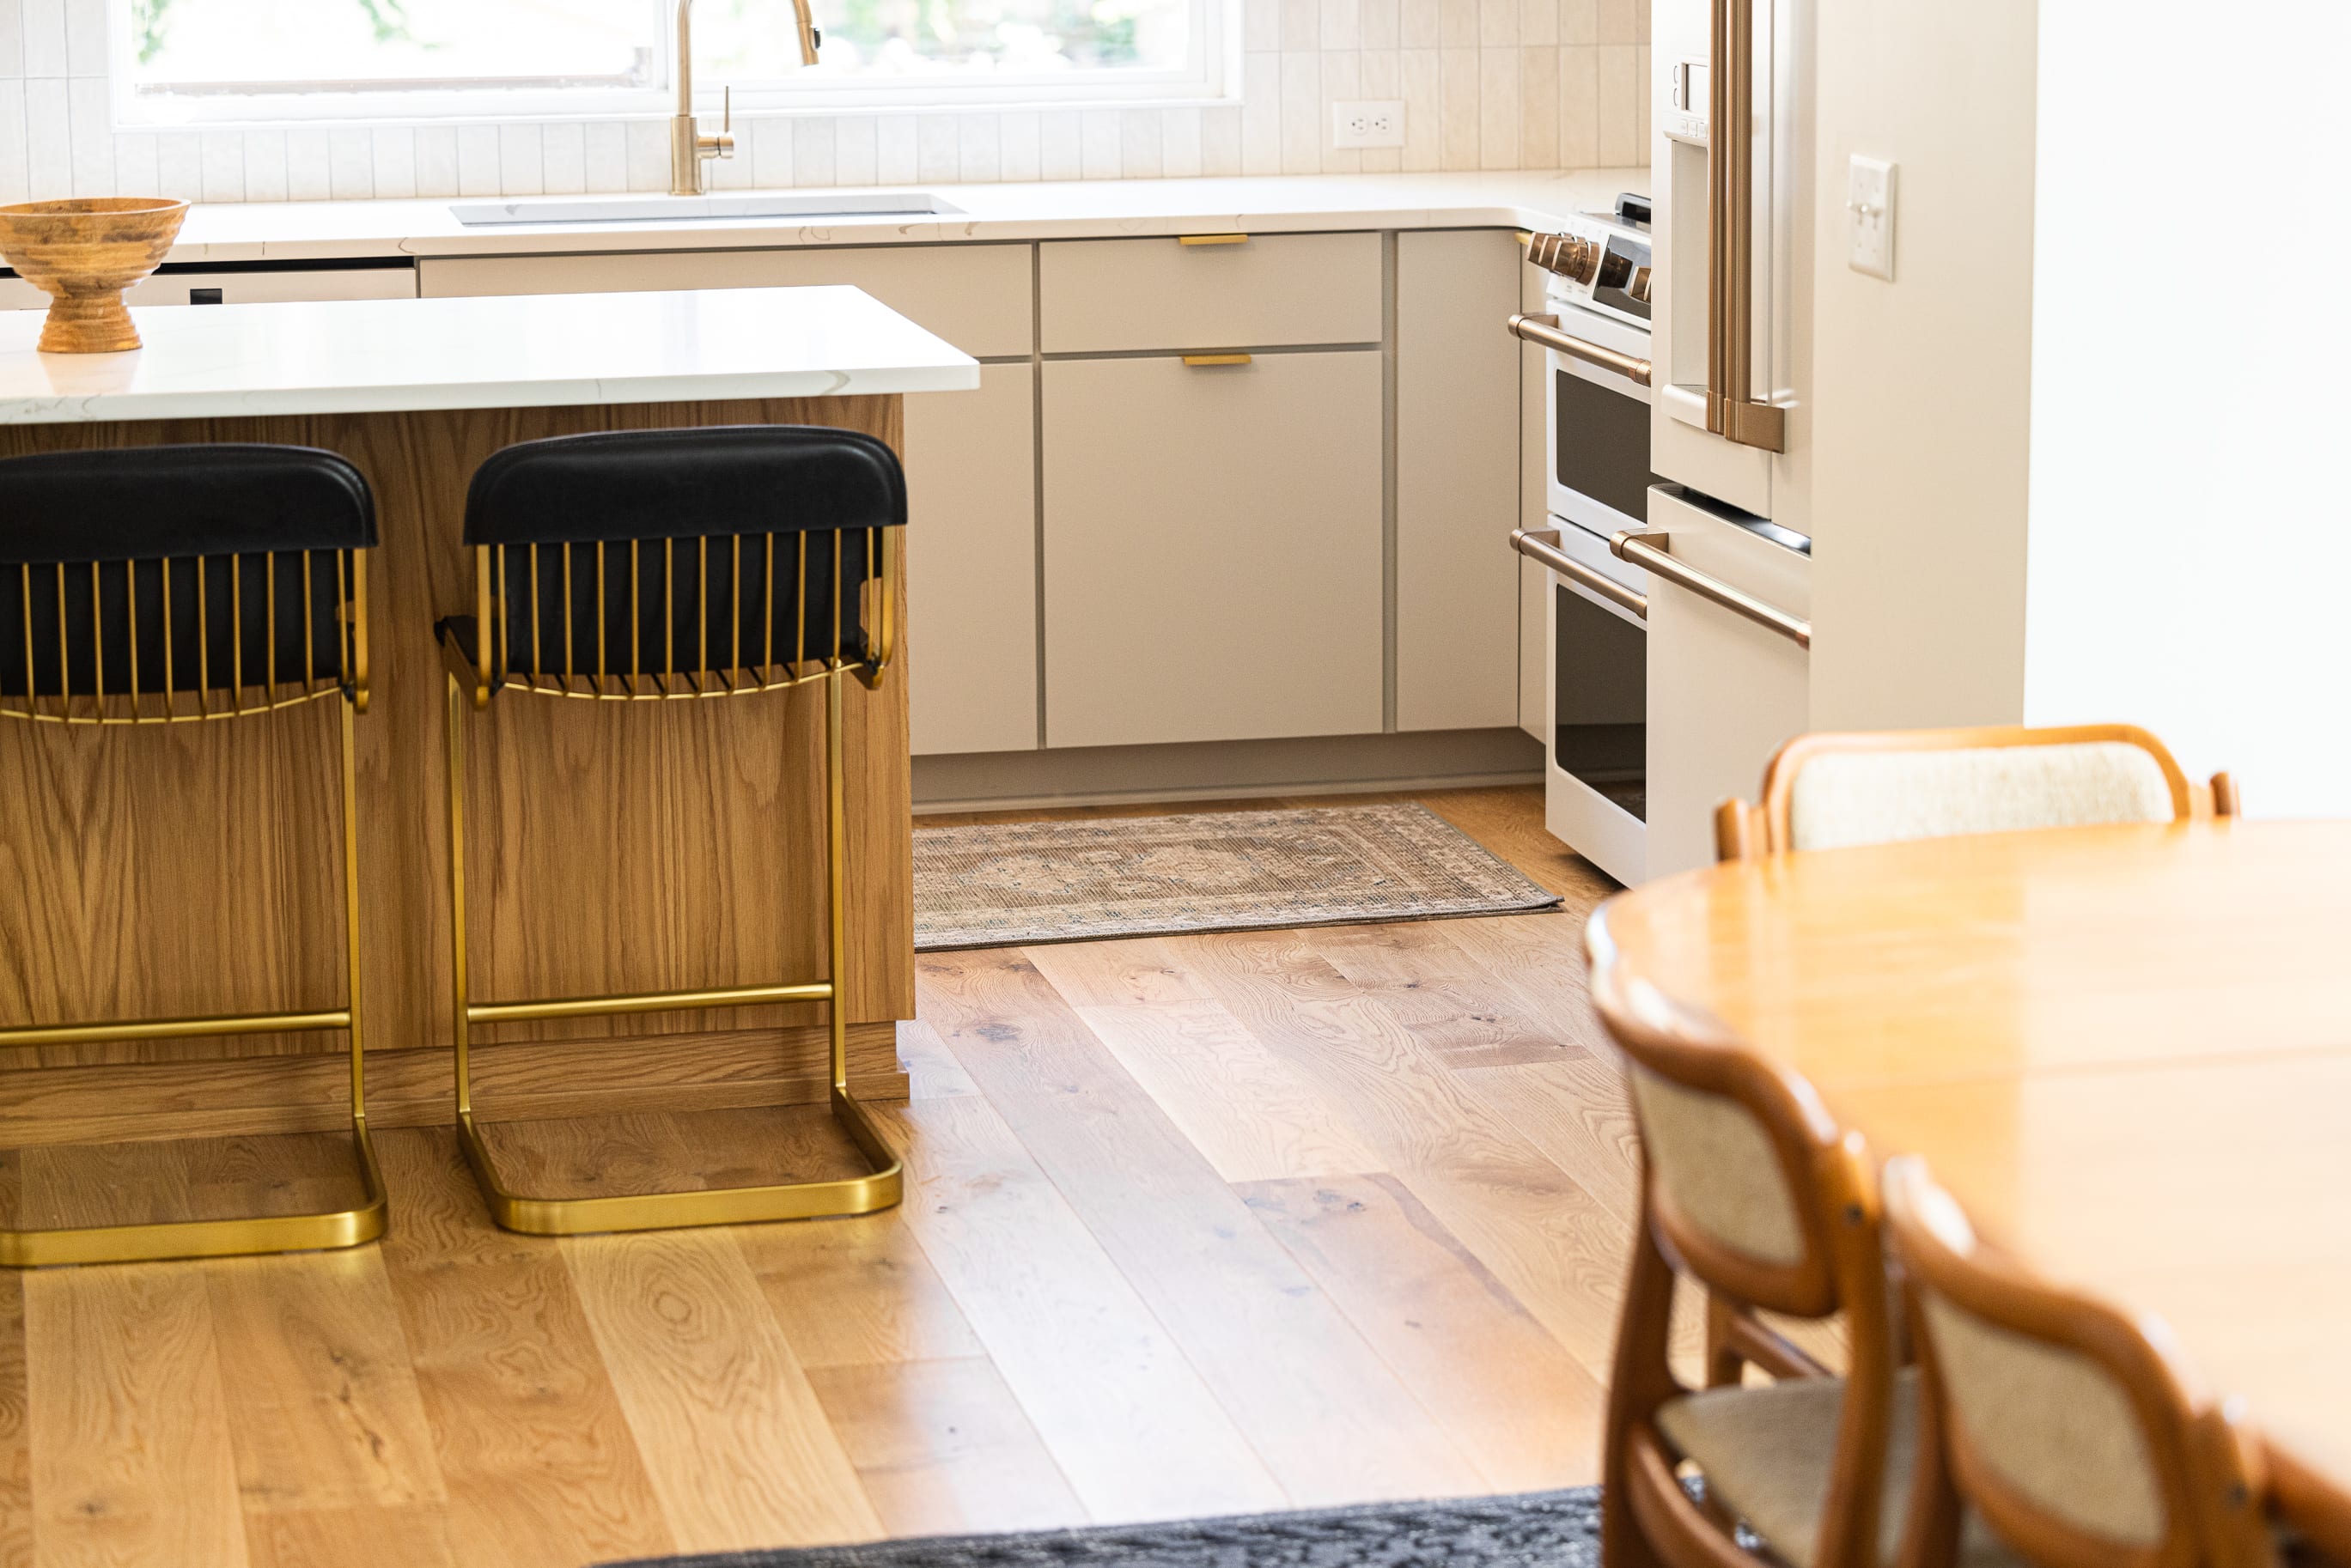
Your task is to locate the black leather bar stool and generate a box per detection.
[0,443,385,1267]
[435,425,906,1235]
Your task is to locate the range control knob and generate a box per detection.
[1526,231,1599,284]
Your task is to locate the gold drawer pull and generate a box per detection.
[1182,354,1252,367]
[1178,233,1249,246]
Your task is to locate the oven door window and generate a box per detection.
[1555,582,1646,823]
[1556,368,1654,522]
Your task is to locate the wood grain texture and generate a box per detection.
[880,1094,1286,1523]
[0,1273,27,1568]
[920,948,1484,1505]
[565,1228,882,1553]
[1239,1172,1609,1492]
[372,1127,674,1568]
[9,785,1672,1565]
[804,1358,1086,1538]
[0,1024,907,1149]
[203,1249,445,1517]
[25,1265,247,1567]
[0,395,912,1095]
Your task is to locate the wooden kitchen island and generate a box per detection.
[0,287,978,1193]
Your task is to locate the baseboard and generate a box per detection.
[913,728,1544,814]
[0,1024,910,1147]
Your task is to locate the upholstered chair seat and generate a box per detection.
[1658,1370,2021,1568]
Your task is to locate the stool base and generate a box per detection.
[0,1122,387,1268]
[454,1088,902,1237]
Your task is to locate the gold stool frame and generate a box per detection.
[0,550,385,1267]
[442,532,904,1235]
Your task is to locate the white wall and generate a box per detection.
[1804,0,2039,732]
[2022,1,2351,815]
[0,0,1648,202]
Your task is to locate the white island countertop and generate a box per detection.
[0,283,980,425]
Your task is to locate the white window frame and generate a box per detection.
[111,0,1234,126]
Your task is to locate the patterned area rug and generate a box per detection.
[912,804,1561,951]
[602,1486,1604,1567]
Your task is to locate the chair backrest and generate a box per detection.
[1715,725,2235,860]
[0,444,375,720]
[1881,1158,2273,1568]
[461,426,905,692]
[1593,962,1873,1323]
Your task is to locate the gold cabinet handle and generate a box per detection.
[1610,531,1810,647]
[1508,313,1653,387]
[1512,528,1648,618]
[1178,233,1249,246]
[1706,0,1787,453]
[1181,354,1252,367]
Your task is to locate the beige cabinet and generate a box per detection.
[1038,233,1381,355]
[904,364,1038,756]
[1394,228,1523,732]
[1040,351,1384,749]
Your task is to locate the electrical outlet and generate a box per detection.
[1847,155,1896,281]
[1331,100,1405,149]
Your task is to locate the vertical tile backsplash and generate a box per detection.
[0,0,1643,205]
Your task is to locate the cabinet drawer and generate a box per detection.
[420,243,1032,359]
[1043,350,1384,748]
[1039,233,1382,355]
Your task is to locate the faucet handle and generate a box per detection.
[722,84,731,135]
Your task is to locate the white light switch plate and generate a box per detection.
[1847,155,1896,281]
[1331,100,1405,149]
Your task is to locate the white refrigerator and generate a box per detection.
[1641,0,1818,876]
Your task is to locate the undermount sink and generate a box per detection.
[448,191,961,227]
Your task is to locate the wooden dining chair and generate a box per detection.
[1588,955,2018,1568]
[1880,1157,2277,1568]
[1715,724,2238,861]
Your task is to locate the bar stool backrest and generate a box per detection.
[460,426,906,696]
[0,444,375,722]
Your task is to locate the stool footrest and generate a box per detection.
[466,981,831,1027]
[0,1122,388,1268]
[454,1089,903,1237]
[0,1006,351,1048]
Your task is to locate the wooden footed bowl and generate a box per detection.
[0,197,189,353]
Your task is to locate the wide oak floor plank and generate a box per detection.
[26,1264,248,1568]
[372,1127,675,1568]
[240,1504,457,1568]
[920,949,1484,1506]
[1239,1172,1609,1491]
[805,1357,1087,1538]
[876,1096,1285,1522]
[740,1208,984,1373]
[204,1247,447,1520]
[566,1228,882,1553]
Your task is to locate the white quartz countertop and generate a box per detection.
[0,284,980,424]
[155,169,1647,264]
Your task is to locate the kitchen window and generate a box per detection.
[118,0,1223,121]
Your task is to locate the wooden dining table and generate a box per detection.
[1585,817,2351,1559]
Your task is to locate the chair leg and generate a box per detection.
[0,696,388,1268]
[453,669,904,1237]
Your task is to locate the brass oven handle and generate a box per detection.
[1509,313,1654,388]
[1609,531,1810,648]
[1512,528,1648,618]
[1706,0,1787,453]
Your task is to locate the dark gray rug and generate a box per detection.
[913,804,1563,951]
[600,1487,1603,1567]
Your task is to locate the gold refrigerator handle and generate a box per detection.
[1706,0,1787,453]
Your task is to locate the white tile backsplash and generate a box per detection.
[0,0,1640,211]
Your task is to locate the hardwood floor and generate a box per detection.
[2,785,1676,1568]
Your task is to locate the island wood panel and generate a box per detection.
[0,396,914,1138]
